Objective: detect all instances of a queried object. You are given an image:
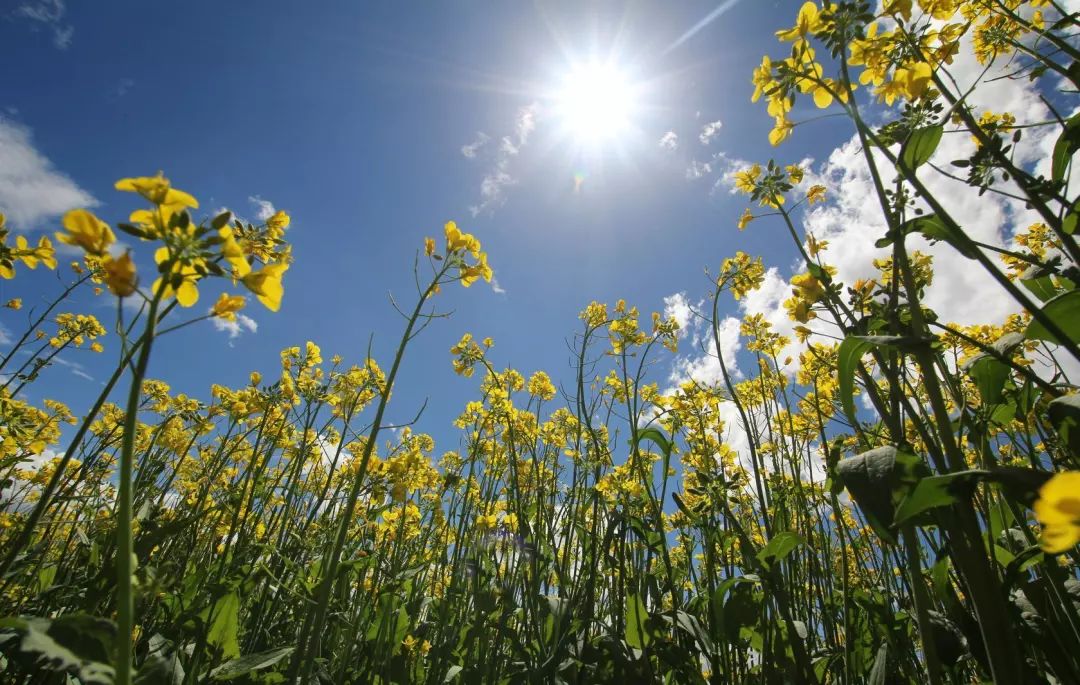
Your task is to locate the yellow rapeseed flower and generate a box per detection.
[266,210,290,232]
[806,185,826,204]
[211,293,247,322]
[737,208,755,231]
[4,298,21,310]
[242,262,288,312]
[102,251,138,297]
[56,210,115,256]
[1035,472,1080,553]
[115,174,198,208]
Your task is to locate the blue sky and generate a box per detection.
[4,0,1047,446]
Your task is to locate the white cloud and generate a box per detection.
[0,118,96,229]
[685,160,712,180]
[669,315,743,387]
[699,119,723,145]
[0,323,11,346]
[51,354,93,381]
[663,292,694,331]
[14,0,73,49]
[658,131,679,151]
[212,313,258,343]
[468,103,538,216]
[461,132,490,159]
[111,78,135,99]
[247,195,276,221]
[490,274,507,295]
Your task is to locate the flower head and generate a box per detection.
[1035,472,1080,553]
[102,251,138,297]
[212,293,247,322]
[56,210,115,256]
[115,174,198,208]
[242,262,289,312]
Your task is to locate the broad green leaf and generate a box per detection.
[0,614,116,685]
[209,646,294,680]
[37,564,57,593]
[965,355,1009,406]
[836,446,925,543]
[893,470,989,527]
[756,531,805,571]
[1025,291,1080,344]
[625,593,652,650]
[202,591,241,660]
[902,124,943,170]
[1020,263,1061,301]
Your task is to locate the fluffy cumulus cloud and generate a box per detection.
[699,119,723,145]
[467,103,537,216]
[0,118,96,229]
[212,312,258,343]
[658,131,679,151]
[247,195,276,221]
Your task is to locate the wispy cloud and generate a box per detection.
[14,0,74,49]
[658,131,679,151]
[51,354,93,381]
[0,117,97,229]
[699,120,723,145]
[467,103,537,217]
[460,132,490,159]
[111,78,135,99]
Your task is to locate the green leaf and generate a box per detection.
[755,532,805,571]
[202,591,241,660]
[1020,263,1061,301]
[893,470,989,527]
[910,214,979,259]
[868,642,889,685]
[1052,113,1080,183]
[625,593,652,650]
[902,124,943,170]
[1048,394,1080,458]
[635,427,671,458]
[963,341,1013,407]
[838,336,876,426]
[838,335,921,425]
[1024,291,1080,344]
[37,564,57,593]
[209,646,294,680]
[135,634,185,685]
[0,614,116,684]
[836,446,925,543]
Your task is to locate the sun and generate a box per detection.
[555,61,638,144]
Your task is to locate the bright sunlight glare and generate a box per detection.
[555,62,637,143]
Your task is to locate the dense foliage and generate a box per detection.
[3,1,1080,683]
